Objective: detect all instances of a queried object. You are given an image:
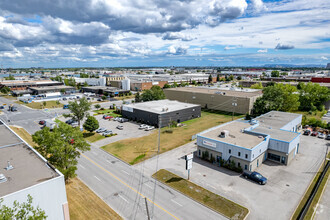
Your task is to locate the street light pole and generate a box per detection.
[232,97,237,121]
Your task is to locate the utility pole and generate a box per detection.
[232,97,237,121]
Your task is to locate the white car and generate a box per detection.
[145,126,155,131]
[116,125,124,130]
[139,124,147,129]
[96,127,107,133]
[102,130,113,136]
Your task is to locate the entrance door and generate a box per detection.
[257,159,259,167]
[296,144,299,154]
[281,156,286,164]
[216,156,222,166]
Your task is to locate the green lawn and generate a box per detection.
[83,132,105,143]
[102,111,241,165]
[0,93,17,100]
[17,100,63,109]
[93,109,121,117]
[153,169,249,220]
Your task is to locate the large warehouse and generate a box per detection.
[122,99,201,127]
[164,87,262,114]
[196,111,301,171]
[0,120,69,220]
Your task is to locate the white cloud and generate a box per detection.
[321,56,328,60]
[257,49,268,53]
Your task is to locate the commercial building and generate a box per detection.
[0,120,69,220]
[130,80,168,91]
[0,80,62,91]
[29,85,76,95]
[164,87,262,114]
[196,111,301,171]
[81,86,129,96]
[74,77,106,87]
[122,99,201,127]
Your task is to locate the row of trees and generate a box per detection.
[252,82,330,115]
[135,86,165,102]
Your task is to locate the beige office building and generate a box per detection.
[164,87,262,114]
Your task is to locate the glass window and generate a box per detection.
[229,149,231,154]
[268,153,281,162]
[245,154,248,159]
[244,165,247,170]
[238,152,241,156]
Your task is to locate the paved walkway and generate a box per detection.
[315,175,330,220]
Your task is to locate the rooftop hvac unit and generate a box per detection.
[0,174,7,183]
[219,130,229,138]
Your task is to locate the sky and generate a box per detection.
[0,0,329,68]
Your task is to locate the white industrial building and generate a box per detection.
[74,77,106,86]
[0,120,69,220]
[197,111,302,171]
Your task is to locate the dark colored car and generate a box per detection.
[62,97,67,100]
[242,171,267,185]
[97,98,102,101]
[0,106,4,109]
[65,119,77,125]
[9,106,17,112]
[63,104,69,109]
[311,131,318,136]
[39,120,46,125]
[326,134,330,140]
[303,130,311,136]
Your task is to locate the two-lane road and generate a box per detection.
[77,146,226,220]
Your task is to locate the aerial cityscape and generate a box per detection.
[0,0,329,220]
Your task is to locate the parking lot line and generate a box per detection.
[118,194,129,203]
[171,199,183,207]
[94,176,102,182]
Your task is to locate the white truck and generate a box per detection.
[44,119,57,130]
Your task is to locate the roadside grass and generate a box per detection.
[0,93,17,100]
[93,109,121,117]
[114,94,135,101]
[9,126,122,220]
[17,100,64,109]
[292,110,327,121]
[83,132,105,142]
[152,169,249,220]
[66,177,122,220]
[291,152,330,220]
[102,111,241,165]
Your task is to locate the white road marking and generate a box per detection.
[171,199,183,207]
[106,160,112,163]
[145,184,153,189]
[79,165,86,169]
[92,151,98,155]
[94,176,102,182]
[121,170,129,175]
[119,194,129,203]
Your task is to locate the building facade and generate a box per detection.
[122,100,201,127]
[164,87,262,114]
[196,111,301,171]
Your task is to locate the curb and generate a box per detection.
[151,171,249,220]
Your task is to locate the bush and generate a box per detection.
[163,129,173,133]
[100,107,104,110]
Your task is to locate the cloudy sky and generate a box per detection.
[0,0,329,67]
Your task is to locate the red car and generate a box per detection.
[311,131,318,136]
[103,115,113,120]
[39,120,46,125]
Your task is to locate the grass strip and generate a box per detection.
[152,169,249,220]
[17,100,64,109]
[83,132,105,143]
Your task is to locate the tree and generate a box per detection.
[83,81,89,87]
[103,91,109,97]
[298,82,330,111]
[208,74,213,83]
[229,75,234,81]
[68,97,92,127]
[266,82,275,87]
[83,116,99,132]
[271,70,280,77]
[216,74,220,82]
[60,88,66,93]
[4,74,15,80]
[141,86,166,102]
[252,84,300,116]
[101,95,107,101]
[94,104,101,109]
[32,122,90,181]
[135,92,141,102]
[0,195,47,219]
[237,76,242,80]
[250,82,263,89]
[0,86,11,94]
[163,83,171,89]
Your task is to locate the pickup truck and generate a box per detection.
[242,171,267,185]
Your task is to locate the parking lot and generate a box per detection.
[90,114,155,147]
[135,134,328,220]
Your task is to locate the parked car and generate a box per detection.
[119,118,129,123]
[65,119,76,125]
[326,134,330,140]
[62,97,67,100]
[145,126,155,131]
[96,127,107,133]
[87,97,91,100]
[114,117,120,121]
[311,131,319,136]
[71,121,78,127]
[116,125,124,130]
[0,106,4,109]
[303,130,311,136]
[63,104,69,109]
[103,115,113,120]
[242,171,267,185]
[102,130,113,136]
[76,96,80,99]
[97,98,102,101]
[139,124,147,129]
[39,120,46,125]
[318,133,325,139]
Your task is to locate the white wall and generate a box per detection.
[1,175,68,220]
[281,115,302,132]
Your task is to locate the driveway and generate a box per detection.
[135,134,328,220]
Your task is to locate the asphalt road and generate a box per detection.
[77,146,226,220]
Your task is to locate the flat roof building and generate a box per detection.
[0,80,63,91]
[29,85,76,95]
[0,120,69,220]
[196,111,302,172]
[164,87,262,114]
[81,86,129,96]
[122,99,201,127]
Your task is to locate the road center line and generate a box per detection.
[118,194,129,203]
[171,199,183,207]
[94,176,102,182]
[81,153,179,220]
